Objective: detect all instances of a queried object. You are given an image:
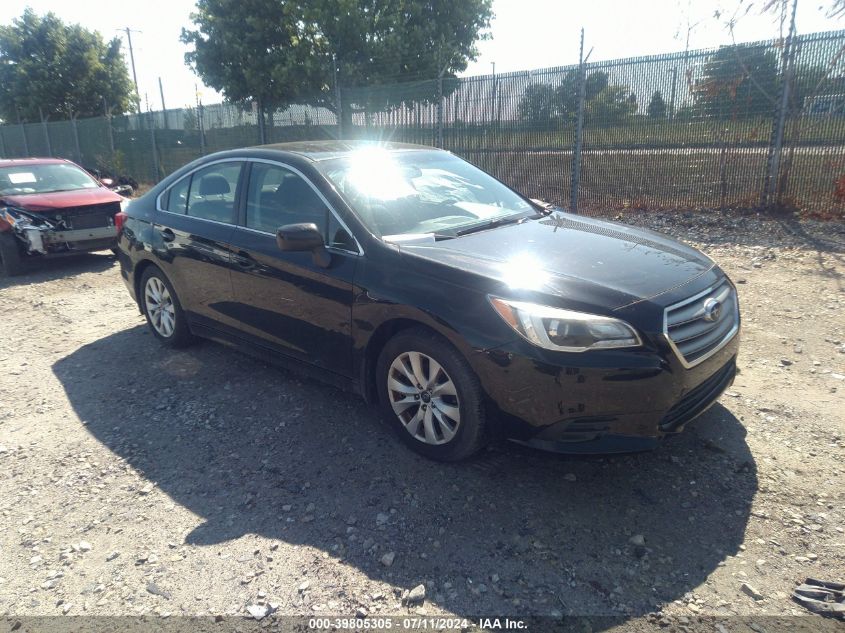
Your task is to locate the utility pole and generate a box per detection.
[121,27,142,112]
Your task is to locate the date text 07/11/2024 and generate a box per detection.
[307,617,528,630]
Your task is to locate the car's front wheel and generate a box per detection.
[376,328,489,461]
[140,266,195,348]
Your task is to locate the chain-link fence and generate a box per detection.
[2,29,845,217]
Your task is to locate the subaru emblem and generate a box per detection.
[703,298,722,322]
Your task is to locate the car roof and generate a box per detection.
[0,157,73,168]
[252,140,440,162]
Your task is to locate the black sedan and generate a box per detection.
[116,141,740,461]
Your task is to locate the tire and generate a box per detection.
[0,231,24,277]
[376,328,489,461]
[139,266,195,348]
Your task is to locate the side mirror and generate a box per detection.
[100,178,114,186]
[276,223,331,268]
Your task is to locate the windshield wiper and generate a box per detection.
[454,215,527,237]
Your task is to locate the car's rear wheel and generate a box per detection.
[0,232,24,277]
[376,328,489,461]
[140,266,195,348]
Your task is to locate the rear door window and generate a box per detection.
[164,176,190,214]
[185,163,243,224]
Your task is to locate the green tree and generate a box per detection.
[554,70,608,121]
[518,70,613,124]
[0,9,134,123]
[182,0,493,126]
[647,90,667,119]
[693,44,779,119]
[518,83,556,123]
[183,108,198,130]
[586,85,636,126]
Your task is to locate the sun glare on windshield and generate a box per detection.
[345,148,415,201]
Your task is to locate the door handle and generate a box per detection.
[234,251,256,269]
[159,228,175,242]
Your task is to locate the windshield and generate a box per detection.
[319,149,534,239]
[0,163,100,196]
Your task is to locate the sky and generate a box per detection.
[3,0,844,111]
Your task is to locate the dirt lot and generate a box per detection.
[0,212,843,632]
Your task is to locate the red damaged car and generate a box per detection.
[0,158,128,276]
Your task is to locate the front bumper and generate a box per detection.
[469,328,739,453]
[4,224,117,256]
[40,226,117,253]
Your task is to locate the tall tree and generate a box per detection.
[517,83,556,123]
[0,9,134,122]
[517,70,632,125]
[182,0,493,125]
[586,85,637,125]
[647,90,667,118]
[693,44,780,119]
[553,70,608,121]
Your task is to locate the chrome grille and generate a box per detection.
[664,280,739,367]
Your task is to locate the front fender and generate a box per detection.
[350,254,521,402]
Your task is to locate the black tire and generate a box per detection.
[0,231,24,277]
[139,266,196,348]
[376,328,489,462]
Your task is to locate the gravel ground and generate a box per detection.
[0,212,843,632]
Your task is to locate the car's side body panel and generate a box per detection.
[226,226,359,376]
[150,210,240,330]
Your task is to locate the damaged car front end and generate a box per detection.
[1,204,122,255]
[0,158,128,276]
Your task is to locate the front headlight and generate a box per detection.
[489,296,642,352]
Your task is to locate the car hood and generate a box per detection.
[1,187,122,212]
[398,212,717,310]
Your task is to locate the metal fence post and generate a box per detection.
[333,54,344,138]
[107,114,115,158]
[71,115,82,164]
[257,99,267,145]
[570,28,587,213]
[103,98,115,159]
[17,108,30,157]
[762,0,797,207]
[198,102,206,154]
[149,111,160,183]
[0,128,6,158]
[437,75,444,148]
[40,108,52,157]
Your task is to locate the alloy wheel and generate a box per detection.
[144,276,176,338]
[387,351,460,445]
